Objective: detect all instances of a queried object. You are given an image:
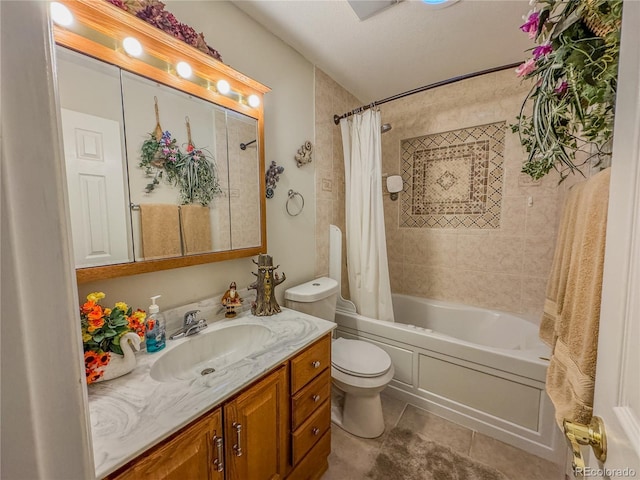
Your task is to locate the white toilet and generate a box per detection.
[284,277,394,438]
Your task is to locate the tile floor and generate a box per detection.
[321,393,565,480]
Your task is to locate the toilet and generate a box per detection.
[284,277,394,438]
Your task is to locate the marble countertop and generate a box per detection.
[88,307,335,479]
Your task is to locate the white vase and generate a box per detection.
[95,332,141,383]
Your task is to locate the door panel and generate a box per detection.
[61,109,131,267]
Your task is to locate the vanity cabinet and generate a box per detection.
[106,368,285,480]
[105,335,332,480]
[287,335,332,480]
[108,408,224,480]
[224,366,288,480]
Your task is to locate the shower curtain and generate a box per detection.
[340,109,395,322]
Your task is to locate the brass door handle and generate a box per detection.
[563,416,607,476]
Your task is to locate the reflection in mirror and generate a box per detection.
[52,0,269,282]
[57,48,263,269]
[120,72,232,260]
[227,111,261,249]
[56,47,133,267]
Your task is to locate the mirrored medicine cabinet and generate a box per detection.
[52,0,269,283]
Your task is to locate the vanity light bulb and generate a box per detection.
[248,94,260,108]
[176,61,192,78]
[50,2,74,26]
[123,37,143,57]
[217,79,231,94]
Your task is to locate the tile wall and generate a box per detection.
[314,67,578,319]
[381,69,565,318]
[314,68,360,298]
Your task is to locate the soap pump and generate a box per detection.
[145,295,166,353]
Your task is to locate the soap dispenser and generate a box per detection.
[145,295,166,353]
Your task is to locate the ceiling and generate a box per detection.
[232,0,534,103]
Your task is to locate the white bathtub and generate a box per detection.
[334,294,563,463]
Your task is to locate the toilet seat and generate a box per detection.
[332,338,391,378]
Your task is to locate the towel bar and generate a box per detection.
[286,190,304,216]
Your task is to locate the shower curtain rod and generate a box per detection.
[333,62,521,125]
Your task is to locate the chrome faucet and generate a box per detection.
[184,310,199,328]
[169,309,207,339]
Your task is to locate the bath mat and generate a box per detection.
[367,427,509,480]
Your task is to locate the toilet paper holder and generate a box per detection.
[385,174,403,201]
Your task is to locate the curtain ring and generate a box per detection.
[286,190,304,216]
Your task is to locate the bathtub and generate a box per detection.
[334,294,563,463]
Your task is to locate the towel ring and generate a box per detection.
[286,190,304,216]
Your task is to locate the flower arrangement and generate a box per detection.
[81,292,146,384]
[140,130,183,194]
[139,130,222,206]
[105,0,222,61]
[512,0,622,180]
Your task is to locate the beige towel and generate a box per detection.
[139,204,181,259]
[180,204,212,255]
[541,168,610,427]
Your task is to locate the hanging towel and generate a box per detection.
[139,204,182,259]
[180,204,212,255]
[541,167,611,427]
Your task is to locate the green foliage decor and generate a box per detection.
[512,0,622,180]
[139,130,222,205]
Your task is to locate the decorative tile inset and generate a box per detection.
[401,122,506,229]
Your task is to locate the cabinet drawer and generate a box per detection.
[286,430,330,480]
[291,335,331,393]
[291,400,330,465]
[291,369,331,430]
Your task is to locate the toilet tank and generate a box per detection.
[284,277,339,321]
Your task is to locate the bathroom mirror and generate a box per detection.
[52,0,269,283]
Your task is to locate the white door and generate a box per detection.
[587,2,640,478]
[61,109,131,267]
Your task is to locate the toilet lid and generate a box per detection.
[332,338,391,378]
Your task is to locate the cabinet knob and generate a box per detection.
[312,394,321,402]
[312,427,320,436]
[311,360,321,368]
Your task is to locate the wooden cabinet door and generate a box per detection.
[224,366,288,480]
[109,407,223,480]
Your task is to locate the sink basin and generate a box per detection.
[150,324,272,382]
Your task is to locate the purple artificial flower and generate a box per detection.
[106,0,127,11]
[515,58,537,77]
[533,42,553,59]
[555,81,569,96]
[520,11,540,39]
[178,23,200,47]
[162,147,170,155]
